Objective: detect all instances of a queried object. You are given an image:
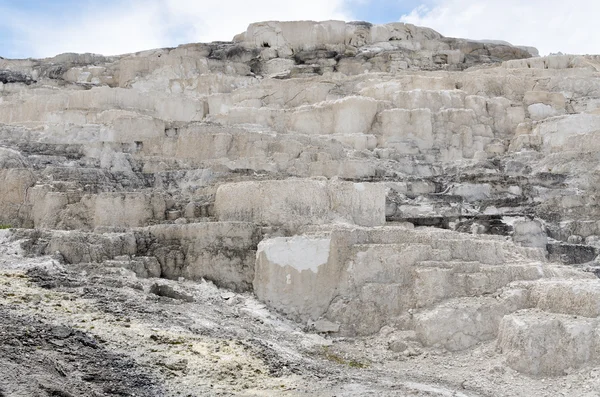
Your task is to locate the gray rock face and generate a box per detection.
[0,70,36,85]
[1,20,600,378]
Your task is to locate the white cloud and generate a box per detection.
[400,0,599,55]
[2,1,167,58]
[162,0,351,44]
[2,0,351,58]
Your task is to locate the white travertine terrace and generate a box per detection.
[1,20,600,378]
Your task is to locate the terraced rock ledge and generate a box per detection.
[1,20,600,396]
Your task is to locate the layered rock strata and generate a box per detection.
[1,20,600,377]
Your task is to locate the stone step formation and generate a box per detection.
[1,20,600,379]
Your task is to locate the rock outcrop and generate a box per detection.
[1,20,600,379]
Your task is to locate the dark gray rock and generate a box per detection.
[149,282,194,302]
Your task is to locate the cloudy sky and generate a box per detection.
[0,0,597,59]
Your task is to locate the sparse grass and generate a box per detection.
[0,224,12,229]
[348,360,368,369]
[322,346,346,365]
[321,346,369,369]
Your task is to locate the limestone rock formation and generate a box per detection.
[1,20,600,393]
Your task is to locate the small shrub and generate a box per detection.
[0,224,11,230]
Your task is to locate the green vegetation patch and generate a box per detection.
[321,346,369,369]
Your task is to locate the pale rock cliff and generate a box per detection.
[1,20,600,380]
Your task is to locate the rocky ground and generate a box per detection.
[2,230,599,397]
